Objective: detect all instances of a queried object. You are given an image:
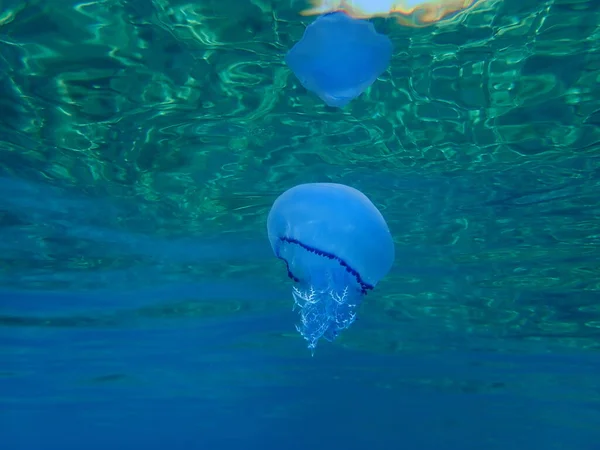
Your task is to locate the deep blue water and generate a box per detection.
[3,277,600,449]
[3,288,599,450]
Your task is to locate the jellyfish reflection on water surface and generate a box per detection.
[285,11,393,107]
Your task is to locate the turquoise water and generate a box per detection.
[2,0,600,449]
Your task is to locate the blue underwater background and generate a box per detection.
[2,0,600,449]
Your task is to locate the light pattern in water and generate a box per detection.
[300,0,487,26]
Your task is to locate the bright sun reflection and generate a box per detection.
[301,0,487,26]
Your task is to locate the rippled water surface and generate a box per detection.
[1,0,600,449]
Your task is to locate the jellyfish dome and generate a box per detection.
[267,183,395,352]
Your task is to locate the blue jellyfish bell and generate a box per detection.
[285,12,393,107]
[267,183,395,353]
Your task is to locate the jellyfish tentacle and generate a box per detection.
[292,277,362,350]
[330,286,349,304]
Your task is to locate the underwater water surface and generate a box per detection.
[1,0,600,449]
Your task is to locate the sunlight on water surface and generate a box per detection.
[300,0,493,25]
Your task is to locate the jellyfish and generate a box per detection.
[267,183,395,352]
[285,12,393,107]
